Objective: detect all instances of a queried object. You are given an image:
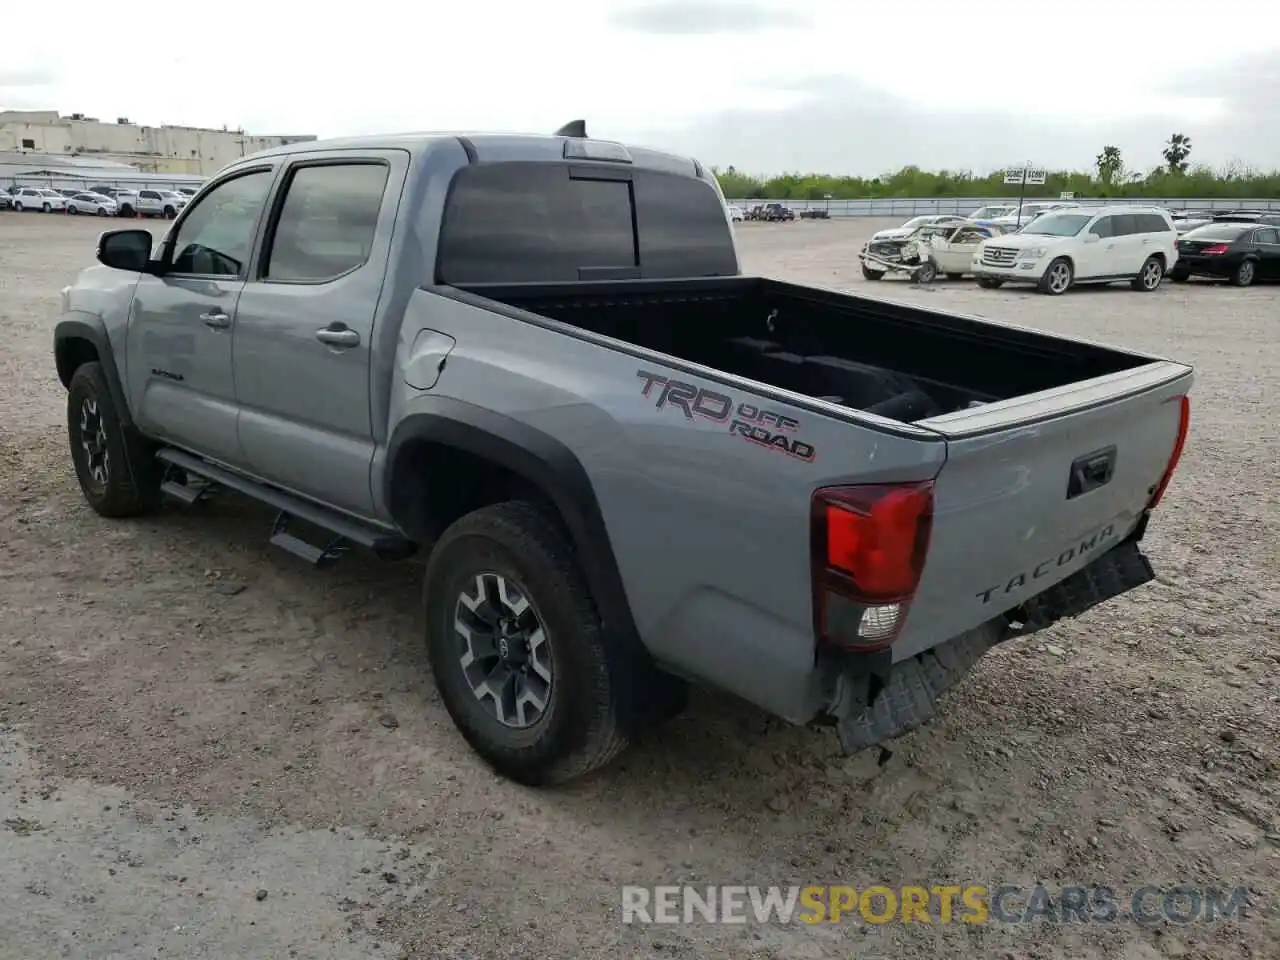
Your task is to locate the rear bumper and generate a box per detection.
[817,537,1156,753]
[1176,256,1239,277]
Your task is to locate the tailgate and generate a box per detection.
[892,362,1193,661]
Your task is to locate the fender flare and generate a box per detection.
[385,398,676,733]
[54,315,136,431]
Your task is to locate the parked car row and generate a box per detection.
[2,184,196,218]
[860,204,1280,293]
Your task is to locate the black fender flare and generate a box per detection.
[385,398,678,732]
[54,315,137,431]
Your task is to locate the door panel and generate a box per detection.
[126,167,276,467]
[1254,228,1280,279]
[233,152,407,519]
[1077,216,1115,278]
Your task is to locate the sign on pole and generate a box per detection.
[1060,191,1074,201]
[1004,166,1047,186]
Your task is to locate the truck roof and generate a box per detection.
[241,131,704,179]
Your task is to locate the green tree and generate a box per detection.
[1163,133,1193,175]
[1095,146,1122,188]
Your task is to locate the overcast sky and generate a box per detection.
[3,0,1278,177]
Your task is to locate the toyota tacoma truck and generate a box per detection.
[54,122,1193,786]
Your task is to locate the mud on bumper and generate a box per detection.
[821,539,1156,754]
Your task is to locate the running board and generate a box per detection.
[154,448,416,564]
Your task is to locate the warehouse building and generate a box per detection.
[0,110,316,176]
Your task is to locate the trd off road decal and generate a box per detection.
[636,370,816,463]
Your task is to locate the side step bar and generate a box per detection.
[155,448,416,566]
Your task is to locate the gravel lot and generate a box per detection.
[0,212,1276,960]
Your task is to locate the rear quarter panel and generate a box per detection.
[388,291,948,721]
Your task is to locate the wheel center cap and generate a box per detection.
[498,636,510,660]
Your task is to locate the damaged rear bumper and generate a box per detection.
[819,539,1156,754]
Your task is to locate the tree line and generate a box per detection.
[715,134,1280,200]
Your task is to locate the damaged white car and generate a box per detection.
[859,221,1010,282]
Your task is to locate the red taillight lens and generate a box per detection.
[1201,243,1229,255]
[1148,395,1190,509]
[812,481,934,650]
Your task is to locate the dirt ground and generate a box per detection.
[0,212,1276,960]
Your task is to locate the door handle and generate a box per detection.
[199,311,231,329]
[315,325,360,348]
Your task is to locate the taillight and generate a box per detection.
[1201,243,1229,255]
[810,481,934,652]
[1148,395,1190,509]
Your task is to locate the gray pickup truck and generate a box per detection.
[54,123,1194,786]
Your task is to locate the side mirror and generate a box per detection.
[1083,232,1101,244]
[97,229,155,273]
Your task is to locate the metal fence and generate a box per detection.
[1,173,207,193]
[725,197,1280,217]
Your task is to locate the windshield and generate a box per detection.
[969,206,1010,220]
[900,216,934,228]
[1184,224,1250,241]
[1022,213,1092,236]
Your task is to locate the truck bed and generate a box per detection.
[466,276,1152,423]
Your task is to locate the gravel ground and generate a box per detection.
[0,212,1276,960]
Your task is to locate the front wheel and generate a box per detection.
[1038,257,1074,295]
[861,265,885,281]
[1171,267,1190,283]
[1131,255,1164,292]
[68,205,80,215]
[163,205,176,219]
[66,362,159,518]
[41,202,51,213]
[976,277,1004,289]
[12,202,22,212]
[1232,259,1257,287]
[424,501,632,785]
[119,204,134,218]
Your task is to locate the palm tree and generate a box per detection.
[1163,134,1192,175]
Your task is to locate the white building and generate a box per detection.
[0,110,316,176]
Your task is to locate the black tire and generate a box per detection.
[66,362,159,518]
[913,261,938,284]
[163,205,176,219]
[1171,267,1190,282]
[42,202,51,213]
[1038,257,1074,295]
[68,205,79,215]
[946,272,964,280]
[1231,259,1257,287]
[1131,255,1164,292]
[119,204,134,218]
[97,207,108,217]
[424,500,631,785]
[976,277,1004,289]
[861,265,885,281]
[13,202,23,212]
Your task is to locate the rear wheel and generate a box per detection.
[913,261,938,284]
[119,204,134,218]
[423,501,635,785]
[861,265,885,281]
[12,202,22,212]
[1170,266,1190,282]
[1131,255,1164,292]
[1038,257,1074,295]
[1231,259,1257,287]
[163,205,176,219]
[41,202,51,213]
[68,205,79,215]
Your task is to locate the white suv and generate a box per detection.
[11,187,67,212]
[972,206,1179,295]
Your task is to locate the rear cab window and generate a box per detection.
[435,161,738,284]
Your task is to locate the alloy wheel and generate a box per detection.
[453,571,553,729]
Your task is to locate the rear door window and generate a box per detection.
[436,162,737,284]
[1111,214,1140,236]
